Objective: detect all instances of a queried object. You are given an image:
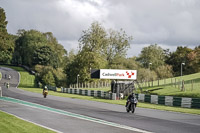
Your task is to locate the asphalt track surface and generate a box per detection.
[0,67,200,133]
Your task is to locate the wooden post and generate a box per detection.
[175,78,176,88]
[158,79,159,86]
[171,78,173,87]
[181,80,185,91]
[191,80,193,91]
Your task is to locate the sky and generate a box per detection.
[1,0,200,57]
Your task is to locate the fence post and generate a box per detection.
[171,78,172,87]
[0,87,2,97]
[175,78,176,88]
[158,79,159,86]
[191,80,193,91]
[181,80,185,91]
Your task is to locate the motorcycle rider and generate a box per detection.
[43,86,48,93]
[126,93,136,107]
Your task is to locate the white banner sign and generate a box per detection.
[100,69,137,80]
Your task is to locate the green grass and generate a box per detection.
[137,72,200,98]
[0,111,55,133]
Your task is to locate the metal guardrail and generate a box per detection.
[136,94,200,109]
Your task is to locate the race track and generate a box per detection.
[0,67,200,133]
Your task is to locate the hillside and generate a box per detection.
[138,72,200,98]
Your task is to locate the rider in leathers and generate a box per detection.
[126,93,136,107]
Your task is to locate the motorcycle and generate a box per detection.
[126,97,138,113]
[43,90,48,98]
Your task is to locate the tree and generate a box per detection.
[14,30,48,66]
[32,45,54,66]
[137,44,166,70]
[106,29,132,66]
[0,8,14,63]
[13,30,66,68]
[187,46,200,73]
[42,71,55,86]
[155,65,173,79]
[65,21,132,85]
[166,46,192,76]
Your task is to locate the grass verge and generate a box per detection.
[0,111,55,133]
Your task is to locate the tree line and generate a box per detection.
[0,7,200,87]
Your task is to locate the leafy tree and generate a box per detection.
[137,68,157,81]
[106,29,132,65]
[155,65,173,79]
[44,32,67,68]
[137,44,166,70]
[65,21,132,85]
[0,8,14,63]
[14,30,66,68]
[32,45,54,66]
[42,71,55,86]
[14,30,48,66]
[166,46,192,76]
[187,46,200,73]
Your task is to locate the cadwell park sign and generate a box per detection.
[91,69,137,80]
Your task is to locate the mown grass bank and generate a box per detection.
[0,111,55,133]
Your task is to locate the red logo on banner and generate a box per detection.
[126,71,134,78]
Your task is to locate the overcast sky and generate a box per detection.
[1,0,200,57]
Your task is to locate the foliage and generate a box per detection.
[32,45,54,66]
[0,8,14,63]
[34,65,66,87]
[187,46,200,73]
[42,71,55,86]
[13,30,66,68]
[166,46,193,76]
[65,22,132,85]
[137,44,166,69]
[155,65,173,79]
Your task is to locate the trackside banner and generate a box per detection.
[100,69,137,80]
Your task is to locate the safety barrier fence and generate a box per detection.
[61,88,116,100]
[135,94,200,109]
[61,88,200,109]
[47,85,57,91]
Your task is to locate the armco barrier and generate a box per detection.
[60,88,200,109]
[61,88,116,100]
[47,85,57,91]
[137,94,200,109]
